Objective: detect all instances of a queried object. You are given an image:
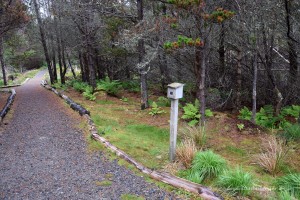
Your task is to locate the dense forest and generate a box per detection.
[1,0,299,125]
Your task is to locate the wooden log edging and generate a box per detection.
[0,89,16,121]
[40,80,223,200]
[40,80,90,116]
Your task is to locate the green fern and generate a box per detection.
[149,102,166,116]
[182,99,213,126]
[238,106,252,121]
[97,77,122,96]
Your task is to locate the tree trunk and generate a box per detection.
[251,52,258,124]
[78,51,86,82]
[33,0,54,84]
[195,44,206,126]
[218,23,225,86]
[236,50,242,110]
[0,37,7,86]
[67,53,76,79]
[51,38,57,82]
[137,0,148,110]
[199,48,206,126]
[284,0,298,88]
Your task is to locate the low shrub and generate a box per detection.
[121,80,140,93]
[217,167,254,196]
[238,105,300,129]
[148,102,166,116]
[181,99,213,126]
[274,173,300,199]
[97,77,122,96]
[157,96,171,107]
[188,150,227,183]
[282,124,300,142]
[72,80,89,92]
[83,86,96,101]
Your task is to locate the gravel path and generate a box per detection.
[0,71,179,200]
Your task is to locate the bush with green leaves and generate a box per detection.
[238,105,300,129]
[83,86,96,101]
[97,77,122,96]
[121,80,140,93]
[282,124,300,142]
[274,173,300,199]
[217,167,254,196]
[187,150,227,183]
[72,80,89,92]
[148,102,166,116]
[281,105,300,119]
[157,96,171,107]
[238,106,252,121]
[181,99,213,126]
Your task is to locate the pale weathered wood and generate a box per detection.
[169,99,179,162]
[0,89,16,121]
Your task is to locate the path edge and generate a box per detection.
[0,89,16,122]
[0,78,30,89]
[40,80,223,200]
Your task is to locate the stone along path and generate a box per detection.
[0,71,178,200]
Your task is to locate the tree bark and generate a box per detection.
[67,53,76,79]
[218,23,225,86]
[236,50,242,110]
[251,52,258,124]
[137,0,148,110]
[0,37,7,86]
[284,0,298,88]
[33,0,54,84]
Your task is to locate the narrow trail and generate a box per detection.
[0,71,178,200]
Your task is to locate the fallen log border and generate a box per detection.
[0,89,16,122]
[40,80,223,200]
[0,78,30,89]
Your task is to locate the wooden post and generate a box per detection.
[167,82,184,162]
[170,99,179,162]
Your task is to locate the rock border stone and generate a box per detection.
[40,80,223,200]
[0,89,16,122]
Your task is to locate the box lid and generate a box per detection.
[167,83,184,89]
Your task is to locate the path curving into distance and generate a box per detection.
[0,71,179,200]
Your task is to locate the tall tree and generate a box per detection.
[0,0,28,85]
[33,0,54,84]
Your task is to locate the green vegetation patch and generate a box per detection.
[120,194,145,200]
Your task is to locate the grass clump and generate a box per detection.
[176,138,197,168]
[254,136,288,176]
[95,180,112,186]
[217,167,254,196]
[179,125,207,149]
[274,173,300,199]
[121,194,145,200]
[187,150,227,183]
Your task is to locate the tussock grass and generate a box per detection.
[274,173,300,199]
[176,138,197,168]
[254,136,288,176]
[217,167,255,196]
[187,150,227,183]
